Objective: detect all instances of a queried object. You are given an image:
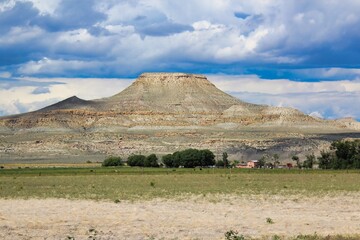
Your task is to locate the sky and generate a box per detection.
[1,0,360,120]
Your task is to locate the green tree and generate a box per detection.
[331,140,360,169]
[179,149,202,168]
[272,154,280,168]
[145,154,159,167]
[162,154,174,168]
[231,160,240,168]
[161,149,215,168]
[258,155,267,168]
[222,152,229,168]
[200,149,216,166]
[127,154,146,167]
[317,151,333,169]
[102,156,123,167]
[172,151,182,168]
[292,155,301,169]
[317,140,360,169]
[303,154,315,169]
[215,160,225,167]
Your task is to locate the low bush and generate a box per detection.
[224,230,245,240]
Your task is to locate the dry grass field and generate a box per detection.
[1,167,360,239]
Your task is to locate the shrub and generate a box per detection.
[102,156,123,167]
[266,217,274,224]
[224,230,245,240]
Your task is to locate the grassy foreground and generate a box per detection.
[1,167,360,200]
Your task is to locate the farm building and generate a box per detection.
[236,160,259,169]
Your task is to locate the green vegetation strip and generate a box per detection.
[1,168,360,200]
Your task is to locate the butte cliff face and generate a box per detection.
[0,73,359,162]
[2,72,357,130]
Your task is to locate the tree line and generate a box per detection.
[317,140,360,169]
[102,140,360,170]
[162,149,215,168]
[291,140,360,169]
[102,148,216,168]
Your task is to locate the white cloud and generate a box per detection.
[18,58,102,75]
[0,0,16,11]
[27,0,61,14]
[208,74,360,94]
[294,68,360,79]
[0,25,44,45]
[209,74,360,120]
[0,72,12,78]
[1,0,359,76]
[0,77,132,115]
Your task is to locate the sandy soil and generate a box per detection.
[1,194,360,240]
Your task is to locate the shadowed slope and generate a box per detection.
[39,96,95,112]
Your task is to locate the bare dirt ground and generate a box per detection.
[1,194,360,240]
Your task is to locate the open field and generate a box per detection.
[1,168,360,239]
[1,196,360,240]
[1,168,360,200]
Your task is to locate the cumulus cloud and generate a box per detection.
[0,1,360,120]
[0,0,359,76]
[18,57,103,76]
[208,74,360,94]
